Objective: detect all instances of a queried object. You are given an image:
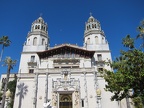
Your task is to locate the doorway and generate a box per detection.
[59,94,72,108]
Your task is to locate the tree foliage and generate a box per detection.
[7,78,17,108]
[137,20,144,49]
[133,97,143,108]
[0,36,11,61]
[1,57,16,108]
[103,20,144,107]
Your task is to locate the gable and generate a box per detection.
[37,44,95,59]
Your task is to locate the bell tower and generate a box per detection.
[84,14,109,51]
[23,17,49,52]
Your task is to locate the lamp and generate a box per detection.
[96,89,101,96]
[96,89,102,108]
[6,89,11,99]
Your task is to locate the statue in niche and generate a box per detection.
[64,74,68,80]
[63,71,68,80]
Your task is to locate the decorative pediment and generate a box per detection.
[37,44,95,59]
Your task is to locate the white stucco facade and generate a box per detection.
[0,15,130,108]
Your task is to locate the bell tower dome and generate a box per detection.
[23,17,49,52]
[84,14,109,51]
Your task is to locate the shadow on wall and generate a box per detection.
[16,83,28,108]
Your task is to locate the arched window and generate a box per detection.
[95,24,96,28]
[35,25,37,29]
[32,26,34,30]
[87,26,89,30]
[89,25,91,29]
[87,38,90,44]
[92,24,94,28]
[95,36,98,44]
[42,39,45,45]
[102,37,104,44]
[38,25,40,29]
[33,37,37,45]
[28,39,30,45]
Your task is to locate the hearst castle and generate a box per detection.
[0,15,131,108]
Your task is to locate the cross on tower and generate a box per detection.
[90,12,92,16]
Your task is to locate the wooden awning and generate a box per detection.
[37,44,95,59]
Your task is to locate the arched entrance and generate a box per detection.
[59,94,72,108]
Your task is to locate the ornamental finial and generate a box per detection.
[90,12,92,16]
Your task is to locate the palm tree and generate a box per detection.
[1,57,16,108]
[0,36,11,61]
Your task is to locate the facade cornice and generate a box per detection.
[84,30,105,37]
[27,31,48,38]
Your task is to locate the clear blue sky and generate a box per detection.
[0,0,144,75]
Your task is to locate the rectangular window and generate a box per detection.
[97,54,102,61]
[81,99,84,107]
[31,56,35,62]
[98,68,103,72]
[54,67,59,68]
[29,69,34,73]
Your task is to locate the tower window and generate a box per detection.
[102,37,104,44]
[95,36,98,44]
[97,54,102,61]
[38,25,40,29]
[91,18,93,22]
[87,26,89,30]
[29,69,34,73]
[81,99,84,107]
[98,68,103,72]
[33,37,37,45]
[32,26,34,30]
[31,56,35,62]
[95,24,96,28]
[92,24,94,28]
[27,39,30,45]
[35,25,38,29]
[89,25,91,29]
[42,39,45,45]
[87,38,90,44]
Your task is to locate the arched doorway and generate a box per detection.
[59,94,72,108]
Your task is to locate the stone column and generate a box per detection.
[44,73,48,103]
[52,92,57,107]
[84,72,88,108]
[78,79,81,108]
[93,71,98,108]
[33,73,38,108]
[74,91,80,108]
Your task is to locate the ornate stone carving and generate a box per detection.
[74,91,79,108]
[52,92,57,106]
